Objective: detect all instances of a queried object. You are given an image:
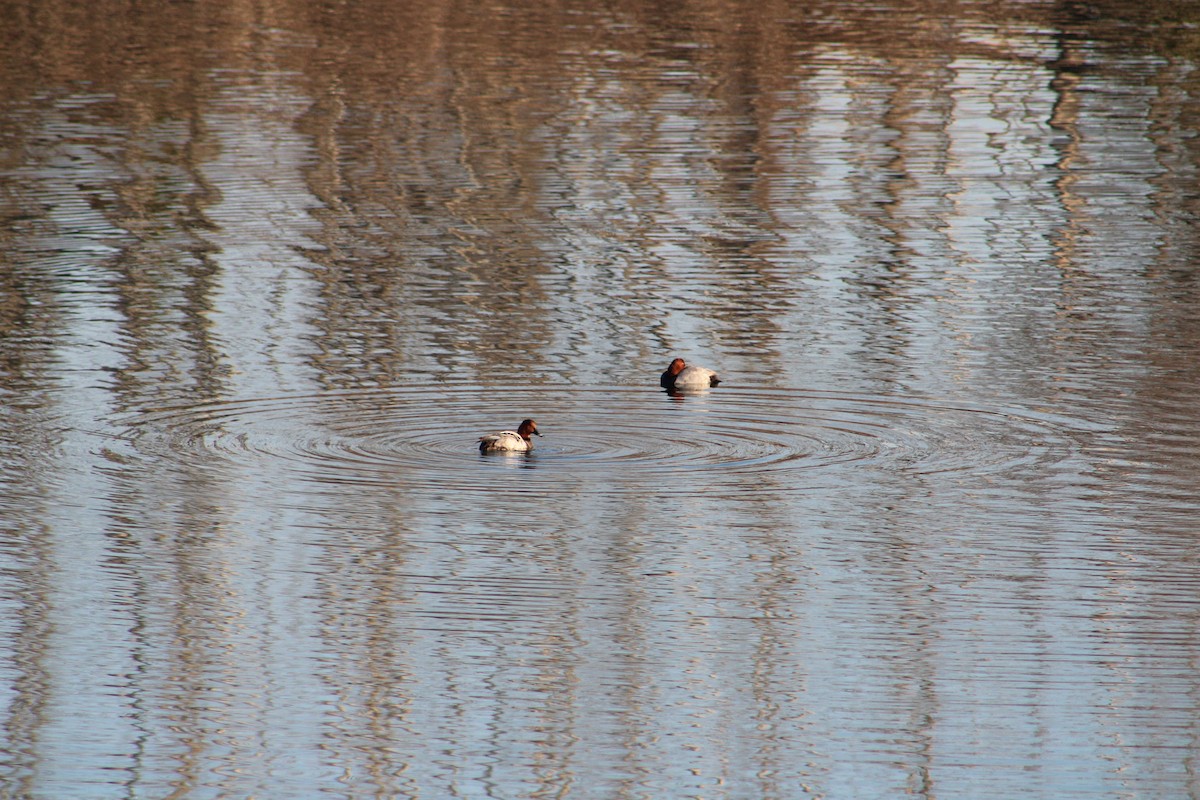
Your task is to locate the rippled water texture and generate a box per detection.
[3,1,1200,798]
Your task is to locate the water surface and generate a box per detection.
[2,1,1200,798]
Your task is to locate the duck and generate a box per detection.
[478,418,541,453]
[660,357,721,391]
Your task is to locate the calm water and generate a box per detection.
[2,0,1200,797]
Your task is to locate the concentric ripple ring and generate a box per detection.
[120,385,1083,497]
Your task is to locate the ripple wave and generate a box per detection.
[122,385,1082,496]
